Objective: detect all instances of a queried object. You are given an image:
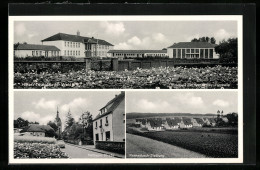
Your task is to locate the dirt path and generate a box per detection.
[126,133,206,158]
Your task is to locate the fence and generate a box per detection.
[14,58,237,73]
[95,141,125,154]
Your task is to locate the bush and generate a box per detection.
[14,142,69,158]
[57,140,65,148]
[14,135,57,144]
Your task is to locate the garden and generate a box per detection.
[14,136,69,159]
[14,65,238,89]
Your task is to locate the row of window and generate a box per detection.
[85,44,110,50]
[113,53,167,57]
[95,131,110,141]
[173,48,214,58]
[96,51,106,56]
[32,51,59,56]
[95,117,109,128]
[64,41,81,48]
[64,50,81,56]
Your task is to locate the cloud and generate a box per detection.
[60,97,90,122]
[100,21,125,36]
[114,33,169,50]
[32,98,60,110]
[137,99,170,111]
[28,33,38,39]
[214,29,231,41]
[15,23,26,36]
[185,33,200,41]
[20,111,54,125]
[213,99,230,107]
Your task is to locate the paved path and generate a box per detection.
[61,143,123,158]
[126,133,206,158]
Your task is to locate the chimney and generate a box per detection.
[77,30,80,36]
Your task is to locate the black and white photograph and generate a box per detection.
[11,17,239,89]
[126,91,239,159]
[12,91,125,159]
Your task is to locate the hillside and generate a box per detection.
[126,112,217,119]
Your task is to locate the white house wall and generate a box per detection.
[112,98,125,142]
[93,113,113,144]
[167,48,219,59]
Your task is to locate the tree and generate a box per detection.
[45,128,58,138]
[47,121,58,132]
[14,117,29,128]
[210,37,216,44]
[215,38,238,63]
[65,109,75,128]
[226,112,238,126]
[79,111,94,144]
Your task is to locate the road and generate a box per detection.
[126,133,206,158]
[61,143,117,158]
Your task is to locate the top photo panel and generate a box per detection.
[11,16,241,89]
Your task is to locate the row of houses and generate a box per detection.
[135,117,219,131]
[14,31,219,59]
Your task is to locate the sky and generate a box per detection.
[14,21,237,50]
[14,91,122,129]
[126,91,238,115]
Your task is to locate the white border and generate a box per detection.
[8,15,243,164]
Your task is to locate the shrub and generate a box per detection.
[14,142,69,158]
[14,135,57,144]
[57,140,65,148]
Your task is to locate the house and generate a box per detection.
[20,124,54,137]
[146,118,164,131]
[107,50,168,59]
[167,42,219,59]
[179,117,193,128]
[41,32,114,58]
[14,44,60,57]
[207,118,217,126]
[93,92,125,144]
[192,118,204,127]
[164,118,180,130]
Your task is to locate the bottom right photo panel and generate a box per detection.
[126,91,239,159]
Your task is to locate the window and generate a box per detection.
[76,51,77,55]
[106,117,108,123]
[105,131,110,141]
[64,50,66,56]
[182,49,185,58]
[209,49,213,58]
[205,49,208,58]
[200,49,204,58]
[177,49,181,58]
[70,51,72,55]
[73,51,75,55]
[95,134,99,141]
[187,49,190,53]
[78,51,80,56]
[39,51,42,56]
[191,49,194,53]
[79,43,80,48]
[100,119,102,127]
[195,49,199,53]
[36,51,38,56]
[96,121,97,127]
[173,49,177,58]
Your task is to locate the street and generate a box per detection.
[126,133,206,158]
[61,143,119,158]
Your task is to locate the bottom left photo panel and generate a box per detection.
[11,91,125,159]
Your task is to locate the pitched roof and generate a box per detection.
[168,42,217,48]
[41,33,113,46]
[14,44,60,51]
[147,118,163,128]
[194,118,204,124]
[107,50,167,54]
[93,92,125,121]
[21,124,53,133]
[182,117,192,125]
[166,118,180,127]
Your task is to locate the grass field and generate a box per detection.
[126,127,238,158]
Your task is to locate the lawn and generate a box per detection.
[126,129,238,158]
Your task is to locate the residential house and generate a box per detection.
[167,42,219,59]
[14,44,60,57]
[93,92,125,144]
[20,124,54,137]
[146,118,164,131]
[179,117,193,128]
[42,31,114,58]
[192,118,204,127]
[164,118,180,130]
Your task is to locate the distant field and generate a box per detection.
[126,128,238,158]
